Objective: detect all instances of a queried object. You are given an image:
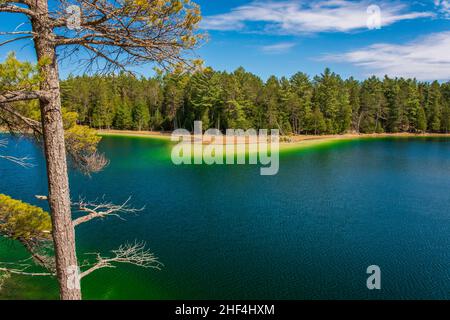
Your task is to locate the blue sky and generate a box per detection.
[1,0,449,81]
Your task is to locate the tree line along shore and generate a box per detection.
[60,67,450,136]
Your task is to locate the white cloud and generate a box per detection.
[324,31,450,81]
[201,0,434,34]
[260,42,296,54]
[434,0,450,18]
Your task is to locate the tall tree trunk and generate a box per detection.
[30,0,82,300]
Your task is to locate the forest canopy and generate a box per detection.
[60,67,450,135]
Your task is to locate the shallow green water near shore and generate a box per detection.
[1,135,449,299]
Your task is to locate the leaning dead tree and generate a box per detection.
[0,0,203,299]
[0,187,160,290]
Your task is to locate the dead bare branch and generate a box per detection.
[0,138,35,167]
[0,256,54,277]
[83,151,109,173]
[18,238,56,273]
[0,154,34,167]
[72,196,144,227]
[0,267,54,277]
[80,241,162,279]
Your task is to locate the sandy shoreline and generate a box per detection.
[97,129,450,151]
[3,128,448,152]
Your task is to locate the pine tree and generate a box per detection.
[91,79,114,129]
[426,81,443,132]
[261,76,281,131]
[337,87,352,133]
[313,68,341,133]
[384,77,401,132]
[439,82,450,133]
[113,103,133,129]
[360,77,386,133]
[132,102,150,131]
[345,77,361,133]
[404,80,421,132]
[54,68,448,135]
[290,72,313,134]
[416,107,427,133]
[310,107,327,135]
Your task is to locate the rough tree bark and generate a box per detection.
[30,0,81,300]
[1,0,202,300]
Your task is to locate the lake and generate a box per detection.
[1,135,449,299]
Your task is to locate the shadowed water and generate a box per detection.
[1,134,449,299]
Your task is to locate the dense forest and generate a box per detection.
[60,67,450,135]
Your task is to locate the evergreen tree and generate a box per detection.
[261,76,282,131]
[289,72,313,134]
[416,106,427,133]
[360,77,386,133]
[426,81,443,132]
[163,73,187,130]
[404,80,422,132]
[55,67,448,135]
[132,102,150,131]
[310,107,327,135]
[384,77,401,132]
[440,82,450,133]
[345,77,361,132]
[313,68,341,133]
[113,103,133,129]
[91,78,114,129]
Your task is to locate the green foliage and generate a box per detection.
[58,67,450,134]
[426,81,443,132]
[113,103,133,129]
[0,54,104,174]
[0,53,39,92]
[0,194,52,241]
[2,52,449,135]
[417,107,427,133]
[132,102,151,131]
[65,124,102,156]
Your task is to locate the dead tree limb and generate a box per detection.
[72,197,143,227]
[0,257,55,277]
[0,154,34,167]
[0,139,35,167]
[0,267,54,277]
[80,241,162,279]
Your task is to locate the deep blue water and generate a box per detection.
[0,134,449,299]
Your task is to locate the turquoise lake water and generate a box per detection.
[0,135,449,299]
